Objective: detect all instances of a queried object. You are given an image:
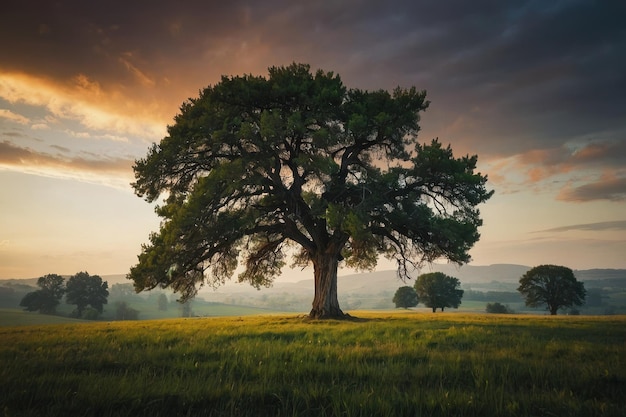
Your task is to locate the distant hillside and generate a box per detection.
[3,264,625,300]
[2,264,625,315]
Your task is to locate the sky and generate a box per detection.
[1,0,625,280]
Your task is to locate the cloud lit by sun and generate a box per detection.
[0,1,624,277]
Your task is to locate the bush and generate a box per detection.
[486,302,513,314]
[115,301,140,320]
[82,307,101,320]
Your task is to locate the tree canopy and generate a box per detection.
[393,286,419,309]
[414,272,464,312]
[65,271,109,317]
[128,63,492,318]
[19,273,65,314]
[518,265,586,315]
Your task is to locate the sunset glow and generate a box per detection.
[1,1,624,278]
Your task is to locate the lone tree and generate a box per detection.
[19,273,65,314]
[518,265,586,315]
[393,286,419,309]
[65,271,109,318]
[414,272,464,312]
[486,302,513,314]
[128,63,492,319]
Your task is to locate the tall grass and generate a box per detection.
[1,312,624,416]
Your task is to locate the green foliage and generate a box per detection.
[81,307,101,320]
[486,302,513,314]
[518,265,586,315]
[115,301,140,320]
[392,286,419,308]
[0,308,85,326]
[19,273,65,314]
[414,272,464,312]
[1,314,624,417]
[129,63,492,318]
[109,283,136,299]
[65,271,109,317]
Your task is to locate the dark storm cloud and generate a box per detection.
[0,1,246,79]
[1,1,625,174]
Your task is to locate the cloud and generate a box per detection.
[0,140,134,188]
[0,72,166,140]
[558,173,626,202]
[118,53,156,87]
[536,220,626,233]
[483,137,626,198]
[0,109,29,125]
[1,0,625,203]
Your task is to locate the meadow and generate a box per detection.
[1,312,624,417]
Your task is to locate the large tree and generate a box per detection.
[19,273,65,314]
[414,272,464,312]
[65,271,109,317]
[518,265,586,315]
[128,63,492,319]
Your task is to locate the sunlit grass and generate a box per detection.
[1,312,624,416]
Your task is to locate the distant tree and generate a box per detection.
[157,293,169,311]
[127,63,493,319]
[82,307,101,320]
[517,265,586,316]
[485,302,513,314]
[181,301,193,318]
[392,286,419,309]
[414,272,464,312]
[115,301,139,320]
[109,283,136,299]
[19,274,65,314]
[584,289,604,307]
[65,272,109,318]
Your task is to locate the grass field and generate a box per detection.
[1,312,624,417]
[0,308,87,326]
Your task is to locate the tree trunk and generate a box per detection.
[309,250,346,319]
[550,306,558,315]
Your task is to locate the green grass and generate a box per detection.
[1,312,624,417]
[0,308,87,326]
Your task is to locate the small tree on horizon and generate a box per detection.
[393,286,419,309]
[115,301,139,320]
[486,302,513,314]
[414,272,464,312]
[517,265,586,315]
[19,274,65,314]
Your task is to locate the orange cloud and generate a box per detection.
[0,109,29,125]
[0,71,167,140]
[558,172,626,202]
[118,53,156,88]
[0,140,134,189]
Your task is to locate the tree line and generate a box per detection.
[393,272,464,312]
[19,272,109,319]
[393,265,587,315]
